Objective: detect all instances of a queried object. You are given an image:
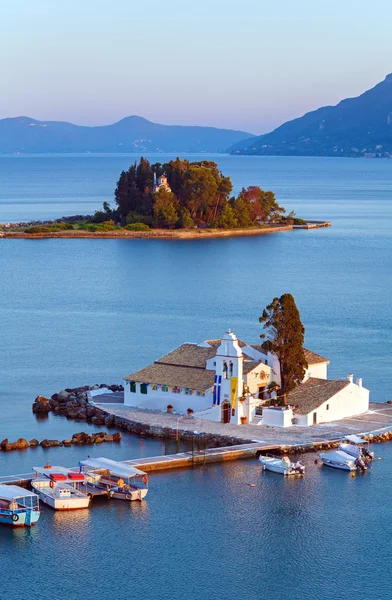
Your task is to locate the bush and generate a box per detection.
[24,226,49,233]
[293,218,307,226]
[126,212,153,227]
[125,222,150,231]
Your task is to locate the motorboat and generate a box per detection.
[79,457,148,501]
[0,484,40,527]
[259,454,305,476]
[319,450,368,472]
[338,434,374,461]
[31,466,90,510]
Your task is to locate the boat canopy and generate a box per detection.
[80,457,146,478]
[0,484,38,501]
[345,434,366,445]
[33,466,82,480]
[320,450,355,463]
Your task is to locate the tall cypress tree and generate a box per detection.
[259,294,308,398]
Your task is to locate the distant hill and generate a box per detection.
[229,74,392,157]
[0,115,254,154]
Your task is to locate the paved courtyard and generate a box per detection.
[95,398,392,445]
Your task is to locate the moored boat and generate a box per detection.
[259,454,305,476]
[31,466,90,510]
[0,484,40,527]
[319,450,368,472]
[80,457,148,501]
[338,434,374,460]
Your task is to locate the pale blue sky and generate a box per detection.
[1,0,391,133]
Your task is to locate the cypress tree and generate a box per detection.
[259,294,308,398]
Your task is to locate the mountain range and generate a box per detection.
[0,115,254,154]
[230,74,392,158]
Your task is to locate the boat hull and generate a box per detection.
[259,457,304,476]
[91,481,148,501]
[319,456,356,471]
[31,483,90,510]
[0,510,40,527]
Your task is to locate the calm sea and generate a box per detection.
[0,154,391,599]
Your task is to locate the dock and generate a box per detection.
[0,442,278,487]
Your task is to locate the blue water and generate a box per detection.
[0,154,392,599]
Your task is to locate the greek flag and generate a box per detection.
[213,375,222,405]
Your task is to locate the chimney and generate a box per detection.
[347,374,353,383]
[356,378,363,388]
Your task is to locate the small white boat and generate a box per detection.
[0,484,40,527]
[80,457,148,501]
[32,466,91,510]
[338,434,374,460]
[319,450,368,472]
[259,454,305,476]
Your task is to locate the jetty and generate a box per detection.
[0,442,279,488]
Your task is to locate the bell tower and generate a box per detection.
[214,330,243,423]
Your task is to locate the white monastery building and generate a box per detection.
[124,330,369,428]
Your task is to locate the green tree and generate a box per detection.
[216,202,238,229]
[259,294,308,398]
[153,188,179,228]
[232,195,253,227]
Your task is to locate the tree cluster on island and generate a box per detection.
[91,157,292,230]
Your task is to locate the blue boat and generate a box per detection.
[0,484,40,527]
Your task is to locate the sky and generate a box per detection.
[1,0,392,134]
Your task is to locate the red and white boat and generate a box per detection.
[31,466,90,510]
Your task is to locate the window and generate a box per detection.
[326,404,329,410]
[140,383,148,394]
[162,385,168,392]
[130,382,136,393]
[173,386,180,394]
[229,362,233,377]
[185,388,193,395]
[213,362,216,366]
[196,391,202,396]
[223,361,228,379]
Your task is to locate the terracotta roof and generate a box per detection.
[155,343,216,369]
[125,363,215,389]
[243,361,259,374]
[289,378,350,415]
[303,348,329,365]
[206,338,247,348]
[249,344,329,365]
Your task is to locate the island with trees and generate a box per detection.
[2,157,324,238]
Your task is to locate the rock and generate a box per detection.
[113,432,122,442]
[40,439,62,448]
[29,439,39,447]
[32,396,52,413]
[1,438,29,451]
[91,416,105,426]
[62,439,73,446]
[86,406,96,418]
[57,390,70,402]
[104,415,114,427]
[102,434,114,442]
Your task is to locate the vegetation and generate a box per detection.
[96,157,287,230]
[259,294,308,399]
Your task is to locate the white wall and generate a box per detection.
[124,382,213,414]
[262,407,293,427]
[305,383,369,425]
[303,362,328,381]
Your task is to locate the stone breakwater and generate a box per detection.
[0,430,122,451]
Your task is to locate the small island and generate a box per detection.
[1,157,329,238]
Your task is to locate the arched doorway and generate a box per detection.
[222,402,231,424]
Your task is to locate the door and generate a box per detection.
[313,412,317,425]
[222,402,231,424]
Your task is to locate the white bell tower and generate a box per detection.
[214,330,243,424]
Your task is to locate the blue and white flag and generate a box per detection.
[213,375,222,405]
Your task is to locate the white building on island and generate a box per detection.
[153,174,171,194]
[124,330,369,427]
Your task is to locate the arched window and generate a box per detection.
[229,362,233,378]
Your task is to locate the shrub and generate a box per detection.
[24,226,49,234]
[125,222,150,231]
[293,218,307,226]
